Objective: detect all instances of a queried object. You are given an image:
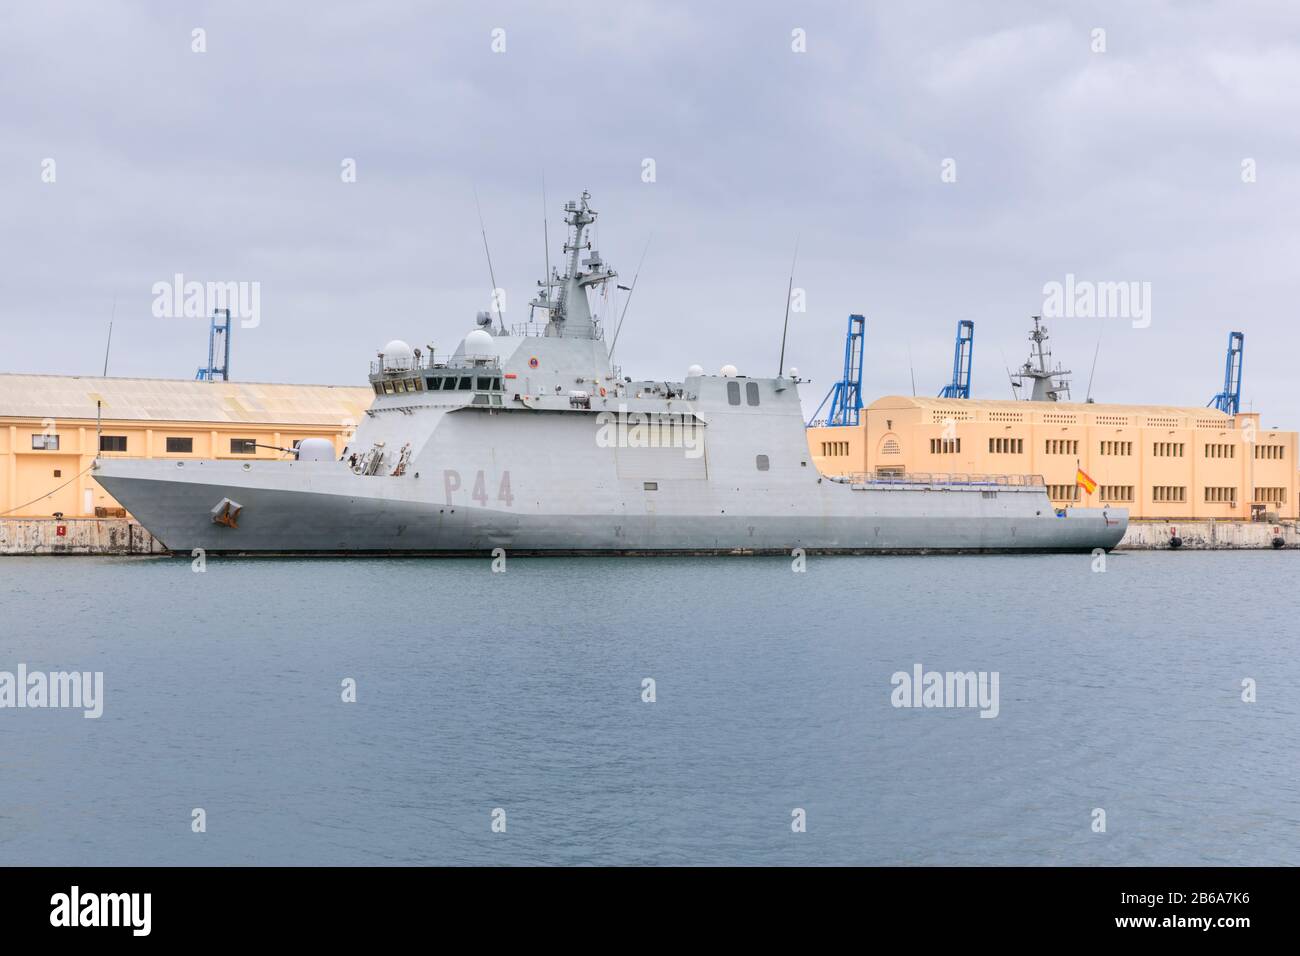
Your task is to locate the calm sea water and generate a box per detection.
[1,551,1296,866]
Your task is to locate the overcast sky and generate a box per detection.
[2,1,1298,422]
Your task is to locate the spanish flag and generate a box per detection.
[1076,466,1097,496]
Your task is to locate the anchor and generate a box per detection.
[210,497,243,528]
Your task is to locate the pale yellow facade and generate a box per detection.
[808,395,1299,520]
[0,374,373,518]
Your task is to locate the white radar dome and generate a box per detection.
[381,339,414,370]
[788,367,799,378]
[295,438,336,462]
[687,364,704,378]
[463,329,494,355]
[720,364,738,377]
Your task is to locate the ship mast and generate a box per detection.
[1010,315,1072,402]
[530,190,617,339]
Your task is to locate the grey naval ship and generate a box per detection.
[94,192,1128,555]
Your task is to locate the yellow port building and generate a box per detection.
[808,395,1298,520]
[0,374,372,518]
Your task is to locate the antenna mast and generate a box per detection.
[609,236,650,362]
[473,188,505,334]
[777,240,799,377]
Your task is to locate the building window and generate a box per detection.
[745,381,760,406]
[930,438,961,454]
[726,381,741,405]
[1045,439,1079,455]
[1255,487,1286,504]
[1100,440,1133,456]
[756,454,770,471]
[1152,485,1187,503]
[988,437,1023,454]
[643,481,658,491]
[1047,484,1080,502]
[230,438,257,455]
[31,434,59,450]
[1152,442,1185,457]
[1204,486,1237,503]
[99,435,128,452]
[1203,443,1235,459]
[1099,485,1134,502]
[1254,444,1284,460]
[166,437,194,453]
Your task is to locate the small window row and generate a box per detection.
[373,374,504,396]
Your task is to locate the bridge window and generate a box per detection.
[727,381,741,405]
[756,454,770,471]
[746,382,760,406]
[476,376,494,391]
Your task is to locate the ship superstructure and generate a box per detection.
[94,193,1127,554]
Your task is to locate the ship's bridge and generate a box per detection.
[368,349,506,407]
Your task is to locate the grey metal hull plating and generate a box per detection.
[94,460,1127,555]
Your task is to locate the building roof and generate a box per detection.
[0,374,373,426]
[866,395,1238,428]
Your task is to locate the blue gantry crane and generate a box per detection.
[1207,331,1244,416]
[195,308,232,381]
[809,314,866,426]
[938,319,974,398]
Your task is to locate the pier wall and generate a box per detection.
[0,518,165,555]
[1116,519,1296,550]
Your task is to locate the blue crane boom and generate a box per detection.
[195,309,232,381]
[938,319,974,398]
[1207,331,1243,416]
[809,314,865,426]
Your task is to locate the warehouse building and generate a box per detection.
[0,374,372,518]
[808,395,1298,520]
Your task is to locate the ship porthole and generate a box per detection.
[242,463,252,471]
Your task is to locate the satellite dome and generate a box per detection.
[295,437,336,462]
[687,364,704,378]
[788,367,799,378]
[720,364,738,377]
[463,329,494,356]
[381,339,414,370]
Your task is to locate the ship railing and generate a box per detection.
[369,353,500,376]
[835,472,1046,488]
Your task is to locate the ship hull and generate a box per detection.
[94,460,1127,555]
